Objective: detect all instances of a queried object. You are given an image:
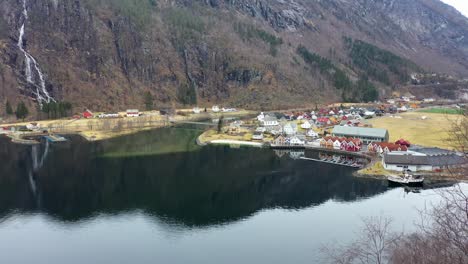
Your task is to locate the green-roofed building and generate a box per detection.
[331,126,389,144]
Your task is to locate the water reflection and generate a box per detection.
[0,128,389,227]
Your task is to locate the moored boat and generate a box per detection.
[387,171,424,186]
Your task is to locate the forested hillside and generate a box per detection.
[0,0,467,112]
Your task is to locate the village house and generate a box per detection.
[272,135,287,146]
[368,143,408,154]
[382,150,466,172]
[301,120,312,129]
[289,135,306,146]
[222,107,237,112]
[263,115,279,126]
[283,123,298,135]
[382,152,433,172]
[256,127,266,133]
[126,109,140,117]
[83,109,93,119]
[333,139,341,150]
[212,105,220,113]
[306,130,318,138]
[332,126,389,144]
[193,107,201,114]
[252,132,264,140]
[395,139,411,147]
[257,112,265,122]
[269,125,283,135]
[340,139,362,152]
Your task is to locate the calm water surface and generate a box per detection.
[0,128,464,264]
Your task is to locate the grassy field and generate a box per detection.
[369,112,461,149]
[417,107,464,115]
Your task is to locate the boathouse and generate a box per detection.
[332,126,389,144]
[382,152,431,172]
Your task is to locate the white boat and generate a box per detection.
[387,172,424,186]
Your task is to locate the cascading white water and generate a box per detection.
[17,0,55,106]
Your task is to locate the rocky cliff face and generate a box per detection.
[0,0,467,112]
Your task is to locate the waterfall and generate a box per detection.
[17,0,55,106]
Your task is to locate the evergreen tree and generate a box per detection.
[5,100,13,115]
[144,91,153,110]
[217,116,224,134]
[15,101,29,120]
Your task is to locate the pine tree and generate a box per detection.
[15,101,29,120]
[217,115,224,134]
[144,91,153,110]
[5,100,13,115]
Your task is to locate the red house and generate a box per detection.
[395,138,411,147]
[83,110,93,119]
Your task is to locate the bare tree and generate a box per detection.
[449,110,467,156]
[389,185,468,264]
[322,215,400,264]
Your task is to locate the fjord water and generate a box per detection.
[0,128,462,264]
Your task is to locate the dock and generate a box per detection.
[44,135,67,142]
[300,157,364,168]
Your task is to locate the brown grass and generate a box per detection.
[369,112,460,149]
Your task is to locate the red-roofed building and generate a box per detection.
[395,139,411,147]
[368,143,408,153]
[83,110,93,119]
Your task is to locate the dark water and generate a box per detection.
[0,128,463,264]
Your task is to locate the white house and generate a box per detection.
[306,129,318,138]
[283,123,298,135]
[193,107,201,114]
[382,152,431,172]
[289,136,305,146]
[257,112,265,122]
[126,109,140,117]
[333,140,341,150]
[397,106,408,112]
[222,107,237,112]
[301,120,312,129]
[263,115,279,126]
[212,105,220,113]
[252,133,264,140]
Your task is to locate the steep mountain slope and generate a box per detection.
[0,0,467,112]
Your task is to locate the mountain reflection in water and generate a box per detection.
[0,128,388,227]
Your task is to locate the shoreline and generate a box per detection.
[1,109,255,143]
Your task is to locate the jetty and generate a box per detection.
[44,135,67,142]
[300,157,364,168]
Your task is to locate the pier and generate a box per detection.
[300,157,364,168]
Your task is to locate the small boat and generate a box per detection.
[388,171,424,186]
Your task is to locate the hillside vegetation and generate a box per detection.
[0,0,466,112]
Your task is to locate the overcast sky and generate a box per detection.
[440,0,468,17]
